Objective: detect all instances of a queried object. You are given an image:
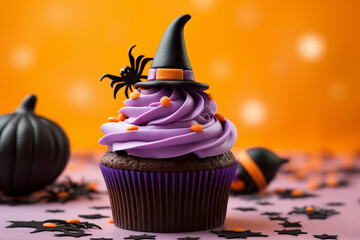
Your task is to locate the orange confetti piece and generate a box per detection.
[190,124,203,132]
[160,96,171,107]
[43,222,57,228]
[307,181,319,190]
[291,189,304,196]
[66,219,80,223]
[108,217,114,223]
[87,182,98,191]
[130,91,140,99]
[232,227,245,232]
[118,112,126,121]
[275,188,285,194]
[326,177,339,187]
[126,126,139,131]
[306,206,315,212]
[231,180,245,191]
[108,117,119,122]
[57,192,69,198]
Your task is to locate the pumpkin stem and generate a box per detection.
[16,95,37,113]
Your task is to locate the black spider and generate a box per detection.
[100,45,153,99]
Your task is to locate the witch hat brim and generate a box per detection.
[134,14,209,90]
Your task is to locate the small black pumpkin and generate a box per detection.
[0,95,70,195]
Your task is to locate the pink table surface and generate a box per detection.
[1,153,360,240]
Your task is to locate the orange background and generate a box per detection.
[1,0,359,153]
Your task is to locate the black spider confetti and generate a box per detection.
[90,206,111,210]
[234,207,257,212]
[326,202,345,206]
[278,220,302,228]
[101,45,153,99]
[288,206,339,220]
[124,234,156,240]
[6,219,101,238]
[276,189,316,199]
[313,234,338,239]
[261,211,281,216]
[274,229,307,236]
[90,238,113,240]
[211,229,268,238]
[257,201,273,206]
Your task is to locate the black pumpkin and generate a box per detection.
[0,95,70,195]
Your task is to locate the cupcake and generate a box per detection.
[99,14,237,232]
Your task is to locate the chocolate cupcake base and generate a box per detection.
[100,162,236,232]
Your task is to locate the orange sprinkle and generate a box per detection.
[57,192,69,198]
[108,217,114,223]
[291,189,304,196]
[306,206,315,212]
[190,124,203,132]
[43,222,57,228]
[87,182,98,191]
[126,126,139,131]
[231,180,245,191]
[275,188,285,194]
[66,219,80,223]
[160,96,171,107]
[208,93,214,101]
[137,87,147,90]
[118,112,126,121]
[232,227,245,232]
[326,177,339,187]
[215,113,225,123]
[108,117,119,122]
[130,91,140,99]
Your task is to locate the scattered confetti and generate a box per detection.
[124,234,156,239]
[79,214,110,219]
[90,238,113,240]
[326,202,345,206]
[261,211,281,216]
[274,229,307,236]
[278,220,302,228]
[276,189,316,199]
[177,237,200,240]
[46,209,65,213]
[288,206,339,220]
[257,201,273,206]
[313,234,338,239]
[211,229,268,238]
[90,206,111,210]
[234,207,257,212]
[269,216,288,221]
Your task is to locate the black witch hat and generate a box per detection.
[134,14,209,90]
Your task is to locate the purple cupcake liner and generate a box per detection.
[100,162,237,232]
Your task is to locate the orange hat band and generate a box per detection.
[237,150,267,190]
[148,68,195,81]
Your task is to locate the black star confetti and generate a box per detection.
[243,194,271,201]
[234,207,257,212]
[177,237,200,240]
[90,238,113,240]
[46,209,65,213]
[274,229,307,236]
[124,234,156,240]
[269,216,288,221]
[278,220,302,228]
[211,229,268,238]
[257,201,273,206]
[79,214,109,219]
[326,202,345,206]
[288,206,339,220]
[261,211,281,216]
[313,234,338,239]
[6,219,101,238]
[90,206,111,210]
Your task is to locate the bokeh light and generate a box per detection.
[239,99,266,127]
[10,45,36,71]
[297,33,326,61]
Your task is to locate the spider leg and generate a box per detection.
[129,84,133,93]
[113,82,127,99]
[134,55,144,73]
[124,85,130,99]
[100,74,125,87]
[128,45,136,71]
[139,75,148,79]
[138,57,153,76]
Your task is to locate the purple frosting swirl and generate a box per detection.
[99,86,237,158]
